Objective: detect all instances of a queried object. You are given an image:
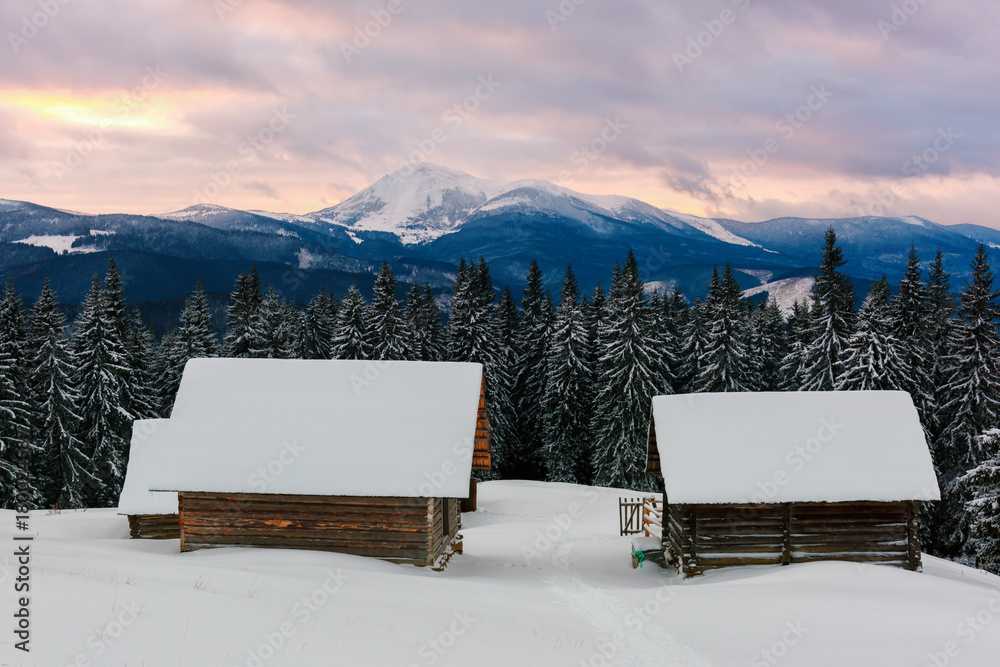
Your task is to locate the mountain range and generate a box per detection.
[3,163,999,328]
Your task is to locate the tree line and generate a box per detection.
[0,229,998,572]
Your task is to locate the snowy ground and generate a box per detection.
[2,481,999,666]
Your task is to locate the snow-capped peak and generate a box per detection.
[307,163,747,246]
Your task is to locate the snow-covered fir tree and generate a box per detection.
[778,300,812,390]
[298,287,336,360]
[0,282,37,507]
[692,264,752,393]
[447,258,498,365]
[591,251,664,490]
[752,298,787,391]
[934,246,1000,558]
[103,259,131,340]
[176,282,219,359]
[541,266,593,484]
[404,283,437,362]
[656,288,686,393]
[678,295,709,392]
[370,261,409,360]
[487,286,520,478]
[249,285,298,359]
[584,284,608,389]
[837,277,910,391]
[28,280,95,508]
[331,284,373,360]
[125,307,161,420]
[223,267,262,358]
[892,246,936,429]
[926,250,957,438]
[511,260,553,479]
[73,273,133,505]
[962,428,1000,574]
[940,245,1000,467]
[800,228,856,390]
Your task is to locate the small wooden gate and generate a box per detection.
[619,496,663,537]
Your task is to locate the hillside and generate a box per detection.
[3,164,998,309]
[2,481,998,666]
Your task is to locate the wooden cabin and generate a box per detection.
[118,418,180,539]
[148,359,490,567]
[646,390,940,577]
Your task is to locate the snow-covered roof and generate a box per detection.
[117,419,178,515]
[648,391,941,504]
[148,359,484,498]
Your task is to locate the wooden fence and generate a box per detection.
[619,496,663,537]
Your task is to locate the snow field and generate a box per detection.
[1,481,999,666]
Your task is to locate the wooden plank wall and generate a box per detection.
[179,492,441,566]
[665,501,920,577]
[473,378,491,472]
[128,514,180,539]
[427,497,463,563]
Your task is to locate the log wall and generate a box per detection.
[128,514,180,539]
[473,378,491,472]
[665,501,921,577]
[178,492,461,566]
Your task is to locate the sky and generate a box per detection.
[1,0,998,228]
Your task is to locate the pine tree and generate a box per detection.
[488,286,520,477]
[28,281,95,508]
[800,228,856,390]
[584,284,608,389]
[405,283,445,362]
[0,281,38,508]
[223,267,262,358]
[511,260,553,479]
[926,250,956,438]
[249,285,297,359]
[73,274,133,505]
[656,288,686,393]
[678,296,709,392]
[331,285,373,360]
[370,262,408,360]
[541,266,593,484]
[299,287,335,360]
[591,251,664,490]
[892,246,936,429]
[448,258,498,365]
[837,277,910,391]
[125,307,160,420]
[936,245,1000,558]
[962,429,1000,574]
[940,245,1000,467]
[693,264,752,393]
[448,258,507,479]
[753,298,787,391]
[103,258,130,340]
[158,282,220,414]
[778,300,812,390]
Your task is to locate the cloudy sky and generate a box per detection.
[1,0,998,228]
